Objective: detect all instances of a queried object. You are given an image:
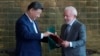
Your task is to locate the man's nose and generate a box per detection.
[37,14,40,18]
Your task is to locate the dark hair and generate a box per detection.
[27,1,43,11]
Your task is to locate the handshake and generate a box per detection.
[43,31,70,48]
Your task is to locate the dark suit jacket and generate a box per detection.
[15,14,43,56]
[60,20,86,56]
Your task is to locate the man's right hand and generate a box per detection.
[43,32,53,37]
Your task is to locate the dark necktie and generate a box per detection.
[64,24,71,40]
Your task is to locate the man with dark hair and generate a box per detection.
[15,1,52,56]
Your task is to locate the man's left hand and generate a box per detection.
[61,41,70,48]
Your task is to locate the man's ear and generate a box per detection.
[30,8,35,13]
[30,9,32,12]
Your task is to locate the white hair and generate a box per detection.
[65,6,78,16]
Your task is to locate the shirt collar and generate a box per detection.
[67,19,76,26]
[25,13,33,23]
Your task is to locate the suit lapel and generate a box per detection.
[61,24,67,40]
[23,14,38,33]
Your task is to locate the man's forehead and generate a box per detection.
[64,10,71,14]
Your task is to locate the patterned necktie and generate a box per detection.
[64,24,71,40]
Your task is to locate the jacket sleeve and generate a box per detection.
[16,22,41,40]
[71,24,86,48]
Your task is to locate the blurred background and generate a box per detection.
[0,0,100,56]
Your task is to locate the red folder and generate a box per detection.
[50,34,63,45]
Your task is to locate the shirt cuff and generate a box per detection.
[69,42,72,47]
[41,33,44,39]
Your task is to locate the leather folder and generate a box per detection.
[50,34,63,45]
